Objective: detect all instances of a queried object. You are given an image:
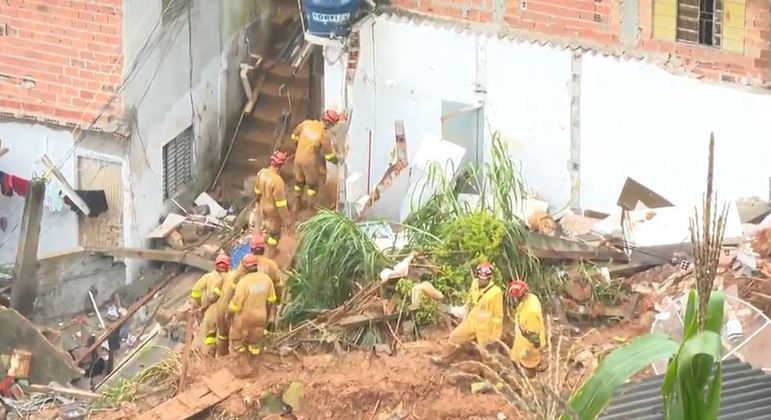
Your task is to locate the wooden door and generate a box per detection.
[77,157,123,248]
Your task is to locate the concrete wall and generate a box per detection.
[33,248,125,322]
[331,15,771,217]
[122,0,271,282]
[0,117,125,266]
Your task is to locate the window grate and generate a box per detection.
[162,126,193,200]
[675,0,723,46]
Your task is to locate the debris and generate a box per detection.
[28,383,100,400]
[136,368,244,420]
[735,197,771,224]
[8,349,31,379]
[259,392,290,417]
[616,177,673,211]
[59,404,87,419]
[470,381,492,394]
[410,281,443,310]
[282,381,304,412]
[378,401,408,420]
[374,344,392,356]
[0,307,82,384]
[147,214,186,239]
[379,252,414,282]
[75,272,176,365]
[193,192,227,219]
[527,210,556,236]
[165,230,185,250]
[526,233,629,262]
[85,247,214,271]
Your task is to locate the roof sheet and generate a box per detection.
[600,358,771,420]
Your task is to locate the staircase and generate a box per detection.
[217,0,311,201]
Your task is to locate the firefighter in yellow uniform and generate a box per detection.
[254,150,292,257]
[507,279,546,370]
[215,262,244,357]
[227,254,276,362]
[250,231,284,318]
[190,254,229,356]
[431,262,503,366]
[290,109,340,213]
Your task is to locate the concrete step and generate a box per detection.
[265,61,310,82]
[251,96,308,127]
[262,75,309,99]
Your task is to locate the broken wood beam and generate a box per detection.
[29,384,100,400]
[75,272,178,365]
[84,246,214,272]
[526,233,629,262]
[11,179,45,317]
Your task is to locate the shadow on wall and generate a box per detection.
[32,248,125,322]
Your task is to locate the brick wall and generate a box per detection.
[0,0,123,130]
[389,0,771,86]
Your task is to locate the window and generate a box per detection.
[162,126,193,199]
[675,0,722,46]
[653,0,745,53]
[161,0,187,25]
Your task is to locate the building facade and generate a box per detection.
[324,2,771,219]
[0,0,271,283]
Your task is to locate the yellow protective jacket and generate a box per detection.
[254,167,290,222]
[510,293,546,369]
[228,272,277,323]
[257,255,283,290]
[218,265,245,318]
[292,119,337,165]
[190,271,224,307]
[458,279,504,345]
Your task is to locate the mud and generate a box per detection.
[191,337,518,419]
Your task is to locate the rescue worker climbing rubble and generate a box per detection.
[431,262,504,366]
[227,254,276,368]
[190,254,229,356]
[290,109,340,213]
[249,231,284,328]
[507,279,546,371]
[254,150,292,258]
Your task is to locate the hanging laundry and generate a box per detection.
[0,170,31,197]
[44,182,67,213]
[64,190,109,217]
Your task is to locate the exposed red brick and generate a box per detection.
[392,0,771,86]
[0,0,123,129]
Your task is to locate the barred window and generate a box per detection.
[162,126,193,199]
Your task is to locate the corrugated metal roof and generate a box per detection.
[600,358,771,420]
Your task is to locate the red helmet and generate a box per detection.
[215,254,230,271]
[249,231,266,251]
[322,109,340,124]
[242,254,259,269]
[270,151,287,168]
[507,280,528,298]
[476,262,494,280]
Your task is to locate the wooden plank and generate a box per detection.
[28,384,100,400]
[75,273,176,365]
[137,368,243,420]
[84,246,214,272]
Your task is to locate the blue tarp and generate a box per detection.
[231,242,251,269]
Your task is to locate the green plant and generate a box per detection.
[94,347,181,409]
[283,210,389,324]
[566,289,725,420]
[395,278,439,325]
[403,133,558,301]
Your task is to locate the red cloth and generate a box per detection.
[8,174,30,197]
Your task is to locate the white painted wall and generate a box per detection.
[333,15,771,218]
[0,119,127,266]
